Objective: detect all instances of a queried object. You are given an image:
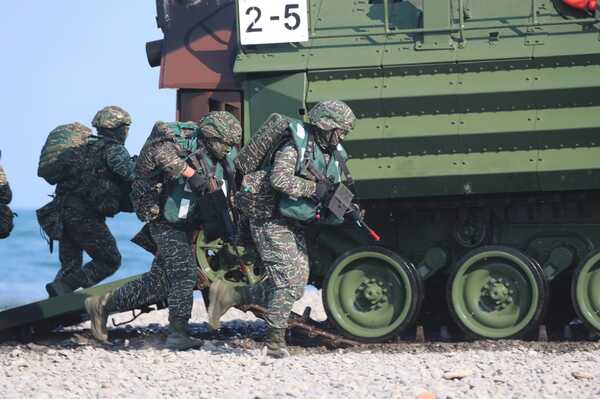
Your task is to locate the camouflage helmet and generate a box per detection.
[199,111,242,145]
[308,100,356,132]
[92,106,132,130]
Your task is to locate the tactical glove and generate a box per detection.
[188,172,209,193]
[313,181,333,203]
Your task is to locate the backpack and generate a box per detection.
[0,205,14,239]
[38,123,92,185]
[130,122,199,222]
[233,113,293,220]
[235,113,292,175]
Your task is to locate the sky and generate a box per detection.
[0,2,175,209]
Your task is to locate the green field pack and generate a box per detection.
[37,123,92,185]
[234,113,292,175]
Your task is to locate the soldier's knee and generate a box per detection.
[292,284,305,301]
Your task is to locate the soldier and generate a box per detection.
[0,152,14,239]
[85,111,242,350]
[45,106,136,297]
[208,100,356,358]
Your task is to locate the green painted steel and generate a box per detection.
[9,0,598,342]
[242,72,306,138]
[234,0,600,201]
[449,246,547,339]
[0,275,141,334]
[195,0,600,340]
[229,2,600,341]
[416,247,449,280]
[572,249,600,332]
[323,247,422,341]
[542,246,575,280]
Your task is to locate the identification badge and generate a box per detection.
[178,198,190,220]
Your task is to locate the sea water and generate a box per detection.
[0,210,153,308]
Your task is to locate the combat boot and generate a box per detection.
[45,280,75,297]
[165,318,203,351]
[84,292,112,343]
[207,280,242,330]
[265,327,290,359]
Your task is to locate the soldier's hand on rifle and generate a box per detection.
[349,203,364,220]
[313,180,334,203]
[187,172,209,193]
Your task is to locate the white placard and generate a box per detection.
[238,0,309,45]
[178,198,190,220]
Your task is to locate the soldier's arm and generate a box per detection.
[105,145,136,182]
[152,141,192,180]
[270,144,316,198]
[0,165,12,205]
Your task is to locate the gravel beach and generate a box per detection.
[1,290,599,399]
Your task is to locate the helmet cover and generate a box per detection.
[308,100,356,132]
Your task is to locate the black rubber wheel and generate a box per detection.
[571,249,600,334]
[322,246,424,343]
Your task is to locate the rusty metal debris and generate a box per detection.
[241,304,361,348]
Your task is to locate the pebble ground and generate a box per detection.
[1,291,599,399]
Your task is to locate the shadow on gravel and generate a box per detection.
[0,319,270,355]
[1,319,599,357]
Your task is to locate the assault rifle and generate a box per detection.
[192,153,237,243]
[304,159,381,242]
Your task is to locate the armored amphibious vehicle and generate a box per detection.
[158,0,600,342]
[2,0,600,343]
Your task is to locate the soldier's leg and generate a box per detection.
[86,257,167,342]
[61,210,122,288]
[252,219,309,358]
[87,221,200,348]
[105,254,168,313]
[87,237,169,342]
[148,222,201,349]
[207,219,273,329]
[57,235,83,282]
[252,219,309,329]
[47,232,83,296]
[148,222,197,322]
[47,206,90,296]
[207,219,308,332]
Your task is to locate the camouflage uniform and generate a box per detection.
[100,112,242,337]
[239,101,356,331]
[239,143,316,329]
[106,123,199,321]
[49,106,135,294]
[0,163,13,239]
[107,221,196,320]
[0,164,11,205]
[208,101,356,357]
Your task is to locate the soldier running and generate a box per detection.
[208,100,356,358]
[0,152,14,239]
[46,106,136,296]
[85,111,242,350]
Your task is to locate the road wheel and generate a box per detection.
[323,246,423,343]
[571,248,600,333]
[194,230,264,287]
[448,245,548,339]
